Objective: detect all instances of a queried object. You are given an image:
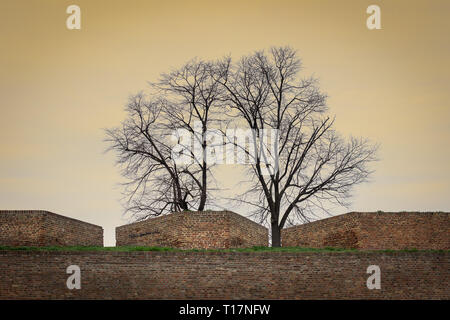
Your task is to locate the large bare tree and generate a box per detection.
[106,59,224,220]
[216,47,378,246]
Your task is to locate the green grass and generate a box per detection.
[0,245,179,252]
[0,245,446,253]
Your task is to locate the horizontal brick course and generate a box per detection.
[0,250,448,299]
[0,210,103,247]
[116,210,268,249]
[282,212,450,250]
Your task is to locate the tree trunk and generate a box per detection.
[197,161,207,211]
[180,200,189,211]
[197,126,208,211]
[271,222,281,247]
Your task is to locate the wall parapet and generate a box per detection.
[0,210,103,247]
[116,210,268,249]
[282,211,450,250]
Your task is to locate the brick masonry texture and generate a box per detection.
[0,250,448,299]
[0,211,103,247]
[116,210,268,249]
[282,212,450,250]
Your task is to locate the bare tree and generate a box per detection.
[106,59,225,220]
[154,59,225,211]
[106,94,189,219]
[216,47,378,246]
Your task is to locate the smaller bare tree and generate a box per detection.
[154,59,226,211]
[106,59,225,220]
[106,94,190,219]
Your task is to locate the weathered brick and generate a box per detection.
[0,251,447,299]
[282,212,450,250]
[116,210,268,249]
[0,210,103,247]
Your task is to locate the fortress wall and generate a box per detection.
[282,212,450,250]
[0,210,103,247]
[0,250,448,299]
[116,210,268,249]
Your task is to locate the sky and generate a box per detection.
[1,0,449,246]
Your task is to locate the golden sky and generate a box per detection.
[1,0,449,245]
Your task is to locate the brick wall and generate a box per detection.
[116,210,268,249]
[0,211,103,247]
[0,250,448,299]
[282,212,450,250]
